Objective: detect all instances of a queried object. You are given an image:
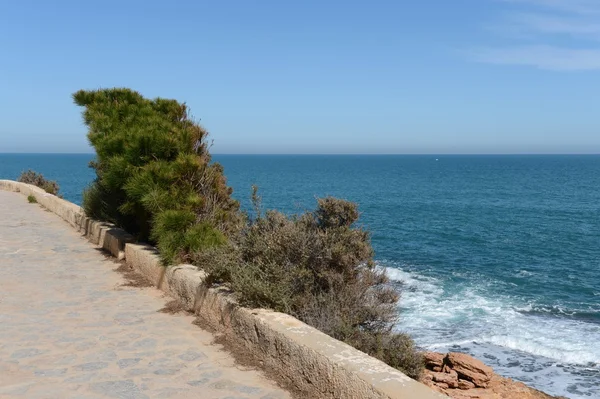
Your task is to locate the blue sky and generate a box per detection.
[1,0,599,154]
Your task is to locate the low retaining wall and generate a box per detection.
[0,180,135,259]
[0,180,443,399]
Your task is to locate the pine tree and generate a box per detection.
[74,88,241,264]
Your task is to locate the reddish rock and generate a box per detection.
[424,351,445,369]
[458,379,476,390]
[446,352,494,388]
[432,370,459,388]
[420,352,562,399]
[451,392,484,399]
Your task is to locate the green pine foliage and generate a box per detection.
[73,88,240,264]
[74,88,424,380]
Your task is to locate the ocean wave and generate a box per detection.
[515,304,600,323]
[481,335,599,365]
[425,340,475,349]
[382,263,600,368]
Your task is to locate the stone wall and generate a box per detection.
[0,180,444,399]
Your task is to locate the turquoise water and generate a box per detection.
[1,154,599,398]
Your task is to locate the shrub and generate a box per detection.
[195,195,424,379]
[74,88,423,380]
[27,195,37,203]
[18,170,60,195]
[73,88,241,264]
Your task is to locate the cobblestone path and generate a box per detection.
[0,190,290,399]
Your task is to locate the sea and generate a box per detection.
[1,153,598,398]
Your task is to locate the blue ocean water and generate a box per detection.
[1,154,599,398]
[0,154,95,205]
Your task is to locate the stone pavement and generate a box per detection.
[0,191,290,399]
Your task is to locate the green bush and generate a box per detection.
[195,195,424,379]
[27,195,37,203]
[74,88,241,264]
[74,88,423,380]
[18,170,60,195]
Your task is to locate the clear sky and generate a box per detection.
[1,0,599,154]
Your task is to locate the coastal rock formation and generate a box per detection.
[421,352,564,399]
[445,352,493,388]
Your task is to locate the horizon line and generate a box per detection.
[1,152,599,156]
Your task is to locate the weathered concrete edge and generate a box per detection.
[0,180,443,399]
[0,180,134,259]
[123,243,443,398]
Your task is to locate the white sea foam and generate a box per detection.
[483,335,598,365]
[516,269,534,277]
[384,264,600,398]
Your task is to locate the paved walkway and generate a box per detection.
[0,191,290,399]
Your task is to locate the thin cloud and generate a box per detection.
[508,13,600,39]
[502,0,600,14]
[473,45,600,70]
[473,1,600,70]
